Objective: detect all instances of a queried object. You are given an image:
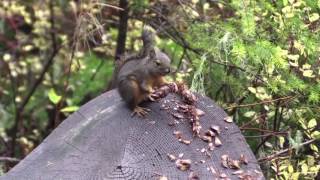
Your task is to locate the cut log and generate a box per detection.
[2,90,264,180]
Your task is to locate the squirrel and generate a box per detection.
[117,28,171,117]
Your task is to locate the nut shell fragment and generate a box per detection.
[224,116,233,123]
[214,137,222,146]
[176,159,192,171]
[167,154,176,161]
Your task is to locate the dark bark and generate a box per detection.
[107,0,129,90]
[115,0,129,60]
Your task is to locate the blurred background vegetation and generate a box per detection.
[0,0,319,179]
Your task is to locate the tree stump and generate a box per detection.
[2,90,264,180]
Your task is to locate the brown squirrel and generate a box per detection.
[117,28,171,117]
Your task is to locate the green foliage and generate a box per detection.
[48,89,61,105]
[0,0,319,178]
[182,0,320,179]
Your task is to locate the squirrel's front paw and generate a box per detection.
[131,106,151,117]
[148,93,157,101]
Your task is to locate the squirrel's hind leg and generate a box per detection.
[118,79,150,117]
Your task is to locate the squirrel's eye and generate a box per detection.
[155,60,161,66]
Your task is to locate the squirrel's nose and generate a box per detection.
[165,68,170,73]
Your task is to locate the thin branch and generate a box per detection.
[244,133,284,138]
[258,139,317,162]
[0,157,20,162]
[226,96,296,110]
[240,127,288,135]
[254,135,273,155]
[94,3,123,10]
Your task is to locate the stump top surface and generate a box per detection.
[2,90,264,180]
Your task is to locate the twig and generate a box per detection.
[258,139,317,162]
[0,157,20,162]
[240,127,288,135]
[94,3,123,10]
[240,114,265,129]
[244,133,284,138]
[90,59,105,80]
[226,96,296,110]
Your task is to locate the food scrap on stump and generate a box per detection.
[150,82,201,136]
[151,82,256,178]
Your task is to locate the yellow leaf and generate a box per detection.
[278,136,285,148]
[287,54,299,61]
[203,3,210,10]
[309,13,320,22]
[302,70,315,78]
[248,87,256,93]
[289,61,299,67]
[291,172,300,180]
[311,131,320,139]
[288,164,294,173]
[307,155,315,166]
[3,54,11,61]
[310,144,318,152]
[301,163,308,173]
[294,41,305,54]
[302,63,311,69]
[308,119,317,129]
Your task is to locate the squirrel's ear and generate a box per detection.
[149,48,156,59]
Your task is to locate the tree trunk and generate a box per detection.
[107,0,129,90]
